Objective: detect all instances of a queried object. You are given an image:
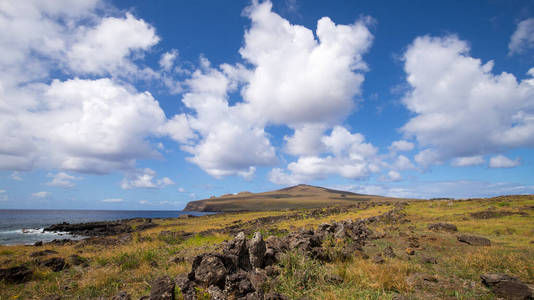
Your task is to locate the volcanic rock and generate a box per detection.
[457,234,491,246]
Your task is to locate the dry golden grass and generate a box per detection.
[0,194,533,299]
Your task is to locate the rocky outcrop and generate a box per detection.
[457,234,491,246]
[178,217,373,299]
[481,273,533,299]
[44,221,133,236]
[428,223,457,232]
[0,266,33,283]
[44,219,157,237]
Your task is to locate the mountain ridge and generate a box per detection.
[183,184,413,212]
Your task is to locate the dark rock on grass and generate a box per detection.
[149,276,175,300]
[41,257,68,272]
[420,256,437,264]
[111,291,131,300]
[457,234,491,246]
[34,241,43,247]
[0,266,33,283]
[428,223,458,232]
[470,210,518,219]
[373,254,385,264]
[481,273,533,300]
[383,246,396,258]
[30,249,58,257]
[68,254,88,266]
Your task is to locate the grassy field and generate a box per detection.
[1,195,533,299]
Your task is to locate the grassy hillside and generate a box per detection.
[1,194,533,299]
[184,184,415,212]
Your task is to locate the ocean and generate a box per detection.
[0,209,211,245]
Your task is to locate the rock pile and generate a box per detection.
[176,219,373,299]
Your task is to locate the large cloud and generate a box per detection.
[401,35,534,166]
[165,1,375,179]
[1,78,166,173]
[0,1,168,176]
[67,13,160,75]
[239,1,373,126]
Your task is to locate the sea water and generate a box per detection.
[0,209,211,245]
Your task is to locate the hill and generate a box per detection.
[183,184,415,212]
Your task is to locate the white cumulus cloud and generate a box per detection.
[489,155,520,168]
[269,126,380,184]
[509,18,534,55]
[47,172,81,187]
[0,1,171,176]
[389,140,414,152]
[67,13,160,75]
[121,168,175,189]
[451,156,485,167]
[402,35,534,167]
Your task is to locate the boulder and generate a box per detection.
[481,273,532,299]
[0,266,33,283]
[191,254,228,288]
[249,232,266,269]
[428,223,458,232]
[41,257,68,272]
[149,276,175,300]
[457,235,491,246]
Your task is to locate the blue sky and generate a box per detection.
[1,0,534,210]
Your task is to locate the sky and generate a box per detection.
[1,0,534,210]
